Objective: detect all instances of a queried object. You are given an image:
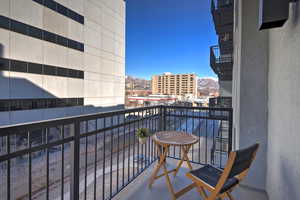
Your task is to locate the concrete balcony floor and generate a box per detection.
[113,159,268,200]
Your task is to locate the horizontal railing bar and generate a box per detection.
[0,121,75,137]
[164,105,232,111]
[80,114,160,138]
[167,114,229,121]
[0,136,74,162]
[0,106,162,135]
[0,106,232,136]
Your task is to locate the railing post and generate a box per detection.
[159,106,162,131]
[70,121,80,200]
[228,108,233,154]
[159,106,166,131]
[163,106,166,131]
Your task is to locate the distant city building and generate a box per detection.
[152,73,198,97]
[127,95,177,107]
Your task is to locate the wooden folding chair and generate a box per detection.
[177,143,259,200]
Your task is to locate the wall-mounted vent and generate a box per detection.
[259,0,296,30]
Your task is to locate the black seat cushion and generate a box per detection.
[190,165,239,193]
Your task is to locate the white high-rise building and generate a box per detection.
[0,0,126,126]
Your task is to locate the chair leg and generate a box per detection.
[196,186,208,199]
[149,144,168,188]
[219,193,227,200]
[226,192,235,200]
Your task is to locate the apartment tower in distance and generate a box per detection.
[0,0,126,126]
[152,73,197,98]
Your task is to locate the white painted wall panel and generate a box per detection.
[68,49,84,70]
[0,0,10,17]
[44,8,68,36]
[68,0,84,15]
[68,19,84,43]
[10,33,43,63]
[267,3,300,200]
[0,29,10,58]
[44,42,68,67]
[11,0,43,28]
[10,72,45,98]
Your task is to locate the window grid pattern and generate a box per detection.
[0,98,84,112]
[0,15,84,52]
[0,58,84,79]
[32,0,84,24]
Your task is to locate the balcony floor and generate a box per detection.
[113,159,268,200]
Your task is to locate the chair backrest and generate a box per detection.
[228,143,259,178]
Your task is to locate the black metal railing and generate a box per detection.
[0,105,232,200]
[210,45,233,64]
[210,45,233,81]
[211,0,234,34]
[218,33,233,54]
[211,0,233,11]
[162,106,232,168]
[209,97,232,108]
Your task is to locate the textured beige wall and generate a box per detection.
[219,80,232,97]
[233,1,300,199]
[267,2,300,200]
[232,0,269,191]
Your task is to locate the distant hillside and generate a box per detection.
[126,76,151,90]
[198,77,219,96]
[198,77,219,90]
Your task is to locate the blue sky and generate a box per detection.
[125,0,218,80]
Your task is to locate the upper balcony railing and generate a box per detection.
[209,96,232,108]
[211,0,234,35]
[210,45,233,81]
[0,105,232,200]
[218,32,233,55]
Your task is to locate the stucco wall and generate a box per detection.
[267,2,300,200]
[232,0,269,190]
[219,80,232,97]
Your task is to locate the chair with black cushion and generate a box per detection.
[177,143,259,200]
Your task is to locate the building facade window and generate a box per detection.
[0,98,84,112]
[32,0,84,24]
[0,15,84,52]
[0,58,84,79]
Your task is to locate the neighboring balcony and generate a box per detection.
[211,0,234,35]
[218,32,233,55]
[210,45,233,81]
[209,96,232,108]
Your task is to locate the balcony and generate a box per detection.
[0,105,242,199]
[211,0,234,35]
[209,96,232,108]
[210,45,233,81]
[218,32,233,55]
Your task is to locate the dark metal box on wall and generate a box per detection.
[259,0,298,30]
